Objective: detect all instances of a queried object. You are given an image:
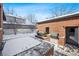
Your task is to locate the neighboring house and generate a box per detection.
[5,14,25,24]
[0,4,3,47]
[37,12,79,48]
[3,14,36,35]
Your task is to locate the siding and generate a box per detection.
[3,14,36,35]
[3,23,36,35]
[5,15,25,24]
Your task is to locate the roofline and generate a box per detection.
[3,21,35,26]
[5,14,25,19]
[37,12,79,24]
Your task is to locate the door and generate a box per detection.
[66,27,78,48]
[45,27,49,34]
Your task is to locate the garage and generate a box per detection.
[37,12,79,48]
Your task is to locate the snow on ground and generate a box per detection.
[50,38,79,56]
[2,33,41,56]
[16,41,53,56]
[53,44,79,56]
[3,33,79,56]
[46,38,79,56]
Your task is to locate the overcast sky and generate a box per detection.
[3,3,79,22]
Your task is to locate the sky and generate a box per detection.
[3,3,79,22]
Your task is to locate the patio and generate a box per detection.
[1,33,54,56]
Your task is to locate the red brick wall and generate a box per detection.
[0,4,3,46]
[37,16,79,46]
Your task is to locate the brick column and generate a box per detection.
[58,26,66,46]
[0,4,3,47]
[78,27,79,48]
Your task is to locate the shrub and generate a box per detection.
[37,31,48,37]
[42,32,48,37]
[50,32,59,39]
[37,31,44,36]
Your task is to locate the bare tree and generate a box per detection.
[6,8,17,35]
[27,14,37,25]
[50,4,78,17]
[6,7,15,15]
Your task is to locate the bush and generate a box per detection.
[37,31,48,37]
[37,31,44,36]
[43,32,48,37]
[50,32,59,39]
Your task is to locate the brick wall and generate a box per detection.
[78,27,79,47]
[0,4,3,46]
[37,16,79,46]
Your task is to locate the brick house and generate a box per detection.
[0,4,3,46]
[37,12,79,48]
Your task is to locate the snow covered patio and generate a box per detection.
[1,33,53,56]
[1,32,79,56]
